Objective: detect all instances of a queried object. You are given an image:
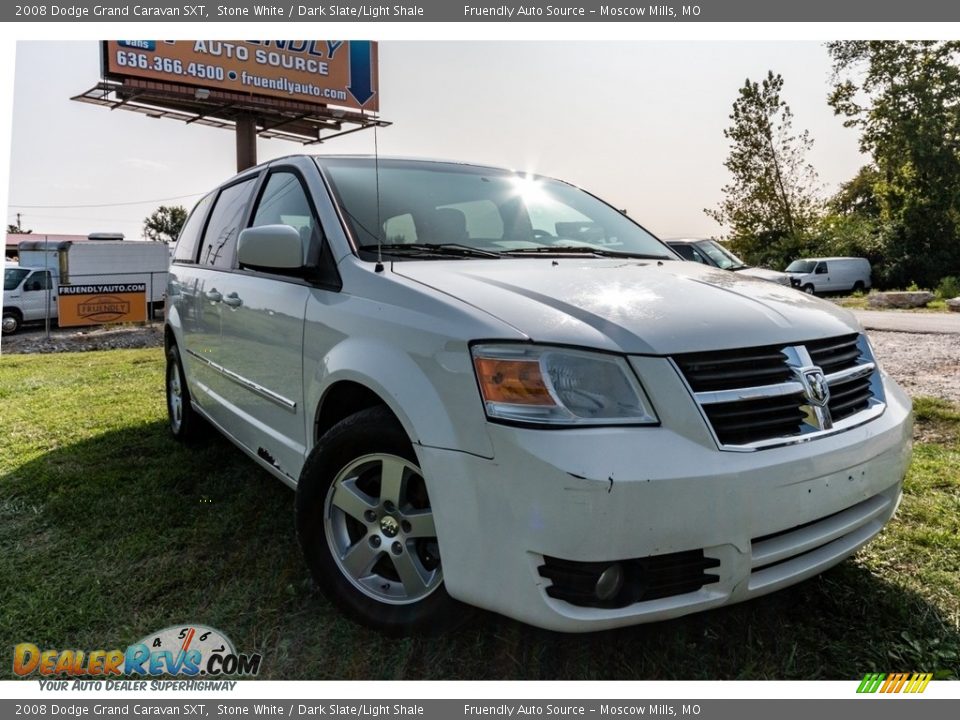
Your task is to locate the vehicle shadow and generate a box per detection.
[2,420,957,681]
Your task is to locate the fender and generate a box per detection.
[305,335,495,460]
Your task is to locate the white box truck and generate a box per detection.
[3,237,169,334]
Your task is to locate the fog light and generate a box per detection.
[595,564,624,601]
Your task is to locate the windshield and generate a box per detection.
[786,260,817,273]
[695,240,747,270]
[318,158,674,259]
[4,267,29,291]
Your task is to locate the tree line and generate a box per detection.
[709,41,960,290]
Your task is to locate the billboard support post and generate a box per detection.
[236,116,258,172]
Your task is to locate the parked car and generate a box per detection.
[165,156,912,634]
[666,238,792,286]
[785,257,872,295]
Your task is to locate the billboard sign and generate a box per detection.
[57,284,148,327]
[102,40,379,112]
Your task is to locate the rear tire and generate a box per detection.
[296,405,468,636]
[852,281,865,293]
[165,343,203,441]
[2,310,21,335]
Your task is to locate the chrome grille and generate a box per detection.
[807,334,861,374]
[702,392,807,446]
[674,346,794,392]
[673,333,885,450]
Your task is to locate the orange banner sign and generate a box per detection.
[57,284,147,327]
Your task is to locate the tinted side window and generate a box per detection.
[200,178,257,269]
[690,247,712,265]
[173,193,214,264]
[251,171,323,266]
[25,270,52,291]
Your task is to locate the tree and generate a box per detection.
[815,165,887,273]
[7,213,31,234]
[827,41,960,288]
[706,71,822,269]
[143,205,187,243]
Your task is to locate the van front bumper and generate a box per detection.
[418,374,912,632]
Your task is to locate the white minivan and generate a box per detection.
[785,257,872,295]
[166,156,911,634]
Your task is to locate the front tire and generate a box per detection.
[296,406,466,635]
[802,284,815,295]
[2,310,21,335]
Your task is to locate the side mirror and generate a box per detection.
[237,225,304,271]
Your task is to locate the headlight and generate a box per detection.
[471,344,658,426]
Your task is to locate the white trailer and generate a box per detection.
[3,237,169,334]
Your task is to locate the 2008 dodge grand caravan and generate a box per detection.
[165,155,912,634]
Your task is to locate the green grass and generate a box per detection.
[1,348,958,680]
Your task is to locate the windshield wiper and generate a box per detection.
[503,246,672,260]
[359,243,503,259]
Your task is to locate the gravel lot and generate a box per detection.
[0,323,163,354]
[2,324,957,404]
[867,330,960,404]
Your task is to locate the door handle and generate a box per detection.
[223,293,243,308]
[205,289,222,303]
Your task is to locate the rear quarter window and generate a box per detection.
[173,193,214,264]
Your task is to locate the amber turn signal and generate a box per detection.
[473,357,556,406]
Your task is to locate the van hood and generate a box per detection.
[392,258,861,355]
[735,266,792,285]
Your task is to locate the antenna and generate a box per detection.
[373,121,384,273]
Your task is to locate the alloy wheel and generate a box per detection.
[323,453,442,605]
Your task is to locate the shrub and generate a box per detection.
[936,275,960,300]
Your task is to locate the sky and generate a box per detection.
[7,41,867,242]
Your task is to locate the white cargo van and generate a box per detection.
[785,257,872,295]
[3,238,169,334]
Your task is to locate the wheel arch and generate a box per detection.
[164,322,176,353]
[314,380,401,443]
[306,337,494,460]
[163,301,183,353]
